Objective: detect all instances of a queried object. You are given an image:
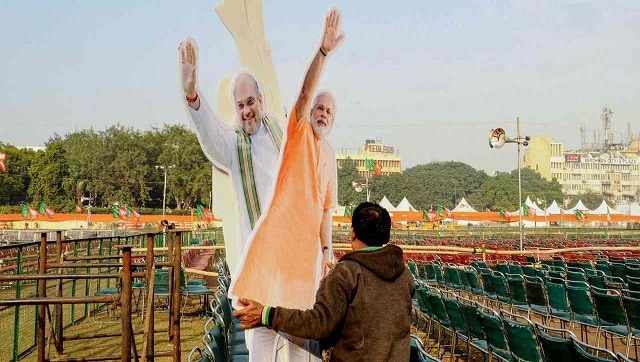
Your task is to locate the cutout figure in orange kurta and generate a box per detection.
[230,7,345,311]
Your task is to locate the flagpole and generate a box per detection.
[517,117,524,251]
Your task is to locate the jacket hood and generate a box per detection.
[340,244,406,282]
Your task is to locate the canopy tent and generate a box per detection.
[591,200,624,215]
[378,196,395,211]
[525,197,546,214]
[451,197,478,213]
[394,197,417,212]
[565,200,591,213]
[545,200,563,215]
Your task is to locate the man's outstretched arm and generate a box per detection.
[293,7,345,122]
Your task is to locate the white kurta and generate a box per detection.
[186,91,281,263]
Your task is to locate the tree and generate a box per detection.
[0,143,36,205]
[27,141,71,209]
[567,190,611,210]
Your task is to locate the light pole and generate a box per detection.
[489,117,530,250]
[352,174,371,202]
[156,165,176,219]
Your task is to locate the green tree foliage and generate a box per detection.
[27,141,71,209]
[567,190,611,210]
[0,143,37,205]
[467,168,564,211]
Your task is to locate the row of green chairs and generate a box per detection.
[413,284,632,362]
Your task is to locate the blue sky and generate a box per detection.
[1,0,638,173]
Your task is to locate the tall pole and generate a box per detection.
[517,117,524,251]
[365,173,370,202]
[162,166,168,220]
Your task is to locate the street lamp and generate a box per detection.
[352,174,371,202]
[156,165,176,219]
[489,117,530,250]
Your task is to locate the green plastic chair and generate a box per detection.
[570,336,617,362]
[524,276,550,321]
[621,294,640,360]
[441,295,468,361]
[627,276,640,292]
[534,322,575,362]
[457,298,489,362]
[463,269,484,300]
[506,273,529,314]
[500,310,542,362]
[425,288,452,358]
[410,334,443,362]
[490,272,512,309]
[590,286,628,353]
[444,265,464,291]
[566,281,599,343]
[477,306,511,361]
[545,278,572,328]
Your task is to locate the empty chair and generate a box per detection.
[534,322,575,362]
[441,294,469,361]
[506,273,529,314]
[545,277,572,328]
[522,264,537,278]
[566,281,599,343]
[462,268,484,300]
[570,335,617,362]
[524,275,550,321]
[477,305,511,361]
[457,297,489,362]
[589,286,628,354]
[490,272,512,309]
[411,334,443,362]
[620,292,640,359]
[500,310,543,362]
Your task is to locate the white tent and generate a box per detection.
[452,197,478,212]
[545,200,563,215]
[591,200,624,215]
[378,196,395,211]
[524,196,545,214]
[395,197,417,212]
[565,200,591,213]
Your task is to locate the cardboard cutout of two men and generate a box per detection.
[190,0,339,312]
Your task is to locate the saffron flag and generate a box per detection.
[29,207,39,220]
[133,209,141,221]
[0,152,6,172]
[203,208,214,222]
[427,209,437,221]
[606,208,612,223]
[76,205,82,213]
[498,207,512,220]
[119,206,128,220]
[373,160,382,175]
[444,207,453,218]
[45,206,55,219]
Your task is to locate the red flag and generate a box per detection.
[203,208,213,222]
[0,152,6,172]
[45,206,55,218]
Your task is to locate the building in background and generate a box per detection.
[524,136,640,204]
[335,139,402,176]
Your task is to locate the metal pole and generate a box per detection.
[162,166,167,220]
[55,230,64,354]
[365,173,370,202]
[517,117,524,251]
[121,246,133,362]
[37,232,47,362]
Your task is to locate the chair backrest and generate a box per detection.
[497,263,510,275]
[425,289,450,324]
[480,271,496,294]
[477,306,510,358]
[506,274,528,305]
[627,276,640,292]
[622,294,640,333]
[546,279,570,313]
[626,265,640,279]
[570,336,617,362]
[590,286,626,327]
[508,264,524,275]
[566,282,596,317]
[457,299,485,340]
[441,295,465,331]
[524,276,549,309]
[500,310,543,362]
[490,272,511,303]
[567,269,588,283]
[410,335,442,362]
[534,322,574,362]
[522,265,537,277]
[444,266,462,288]
[610,263,627,282]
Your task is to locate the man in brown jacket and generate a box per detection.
[234,202,415,361]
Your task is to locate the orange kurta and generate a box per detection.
[229,108,336,310]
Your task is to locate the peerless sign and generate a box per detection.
[364,144,395,153]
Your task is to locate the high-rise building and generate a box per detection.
[335,139,402,176]
[524,136,640,203]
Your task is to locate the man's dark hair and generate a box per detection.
[351,202,391,247]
